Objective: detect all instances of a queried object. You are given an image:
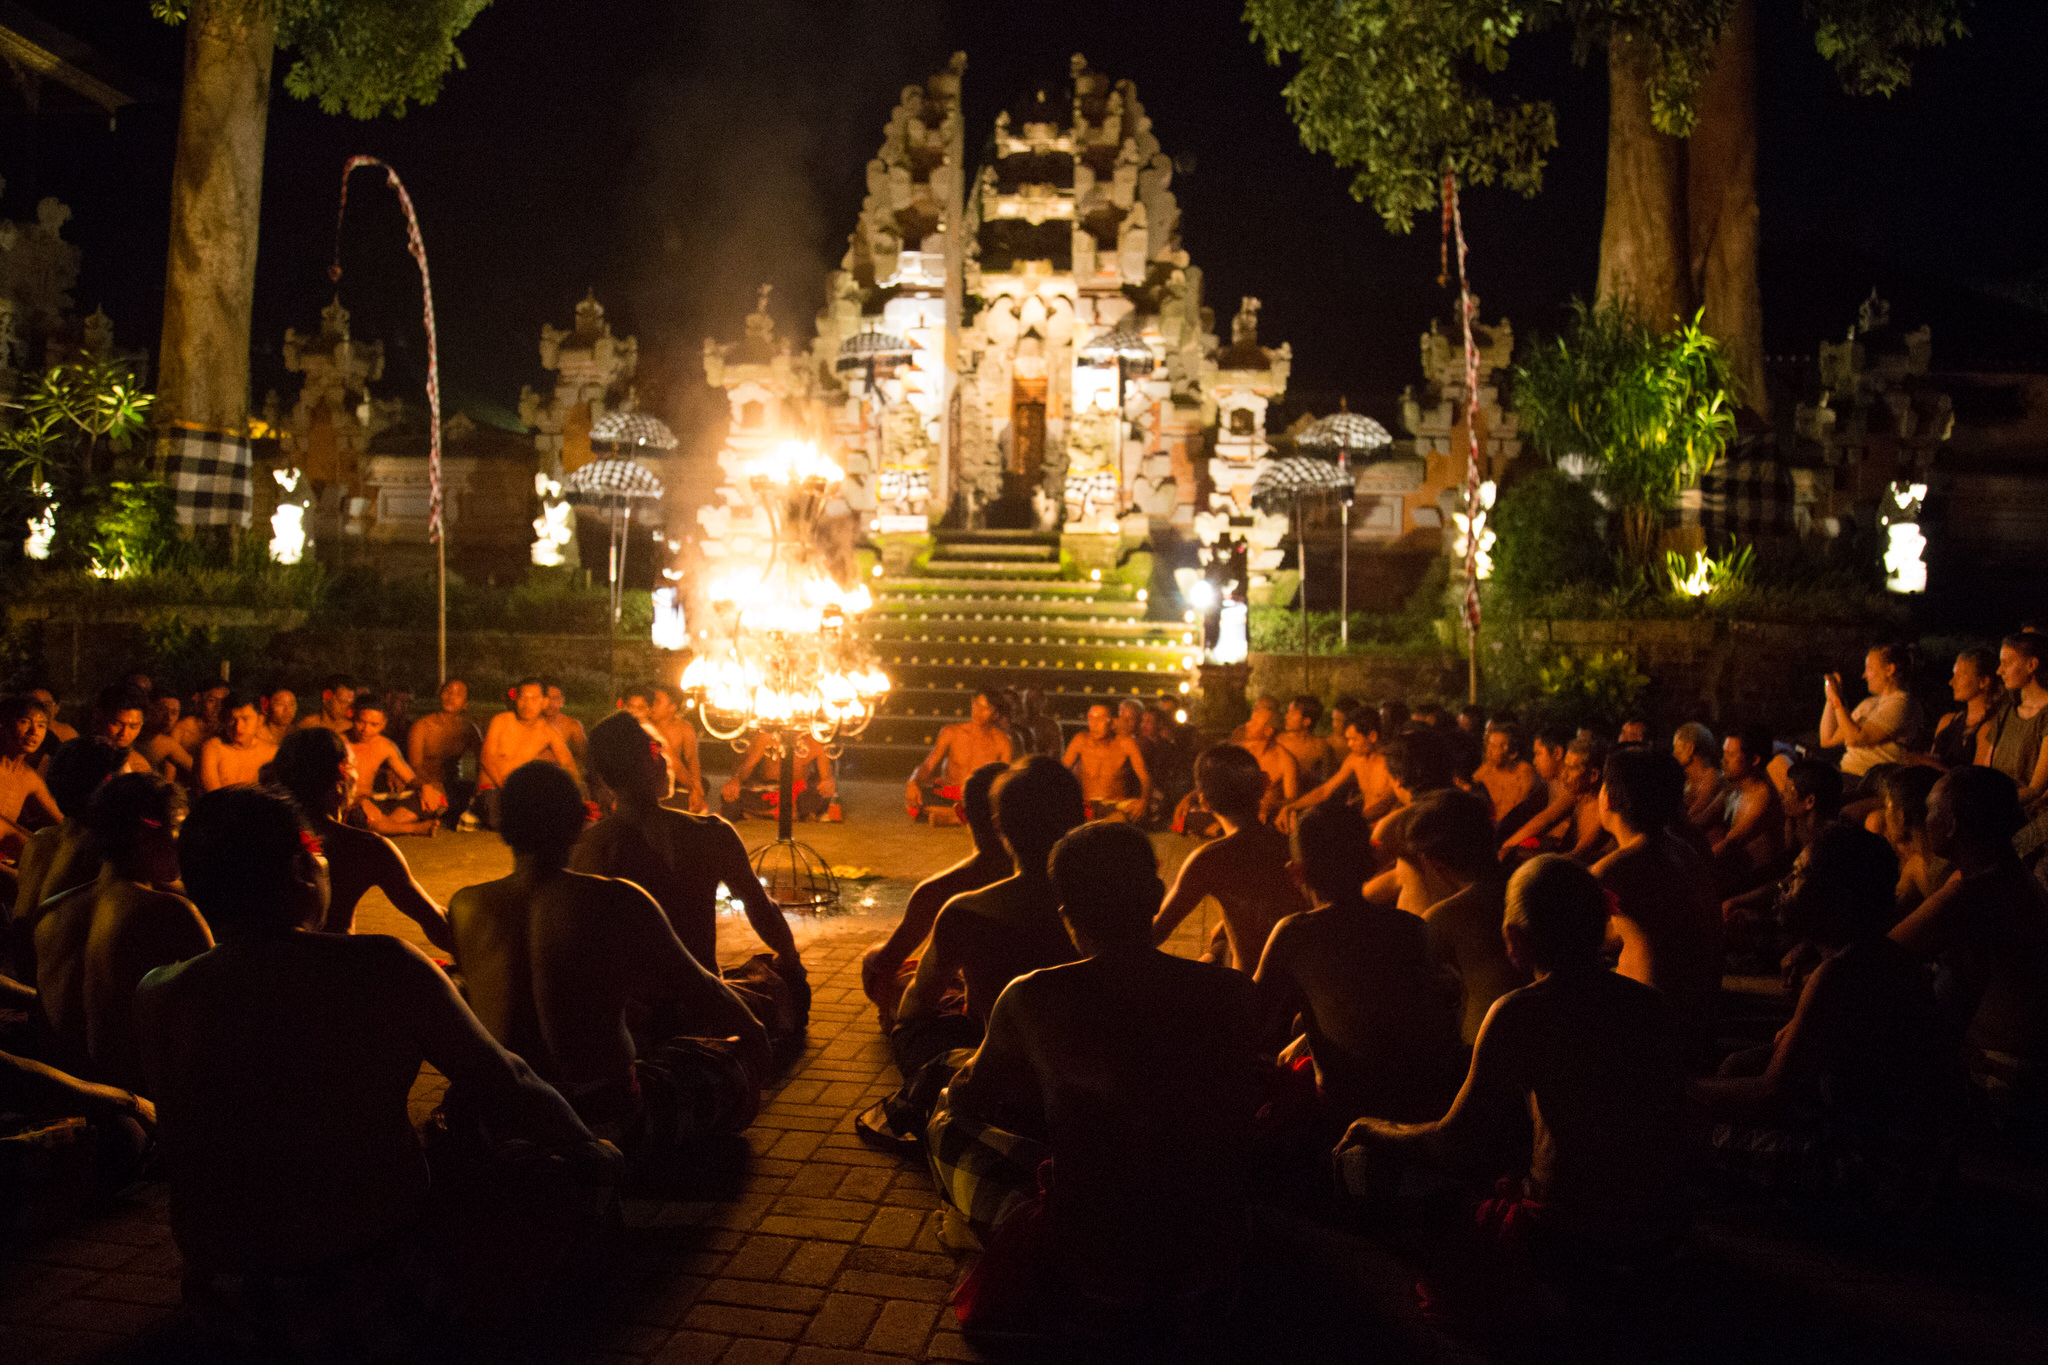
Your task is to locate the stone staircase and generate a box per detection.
[849,529,1198,776]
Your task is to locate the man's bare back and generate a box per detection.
[1152,823,1306,970]
[898,874,1078,1028]
[1595,832,1722,1043]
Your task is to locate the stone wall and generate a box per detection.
[264,630,677,702]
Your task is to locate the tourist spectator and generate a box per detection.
[1876,765,1947,916]
[906,690,1015,822]
[262,729,456,952]
[573,712,807,1020]
[137,691,194,784]
[1782,758,1844,852]
[1893,766,2048,1127]
[0,695,62,862]
[1711,722,1786,895]
[258,684,298,745]
[1696,825,1964,1208]
[1408,788,1529,1047]
[1278,695,1335,784]
[540,679,588,772]
[1256,803,1463,1125]
[1977,632,2048,802]
[137,786,611,1335]
[1594,747,1722,1053]
[1471,719,1538,828]
[721,729,839,823]
[33,775,210,1094]
[408,678,482,827]
[1061,703,1150,822]
[1279,711,1398,831]
[646,684,708,813]
[1154,746,1308,970]
[294,674,355,736]
[1338,856,1693,1289]
[1921,647,2000,771]
[450,761,769,1160]
[928,821,1257,1321]
[343,697,435,834]
[195,692,276,793]
[170,682,229,756]
[467,677,576,832]
[1673,722,1726,829]
[861,763,1012,1032]
[1819,643,1925,787]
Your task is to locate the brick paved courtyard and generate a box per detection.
[4,781,2047,1363]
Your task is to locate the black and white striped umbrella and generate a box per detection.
[834,330,915,371]
[1080,318,1155,371]
[589,410,678,451]
[562,456,665,508]
[1251,455,1351,514]
[1298,410,1391,453]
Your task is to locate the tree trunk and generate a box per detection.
[1688,0,1767,417]
[1596,30,1692,331]
[157,0,276,435]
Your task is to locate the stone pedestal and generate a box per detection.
[1060,530,1120,580]
[875,531,933,576]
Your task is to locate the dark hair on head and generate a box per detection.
[1877,764,1940,835]
[991,756,1087,870]
[263,726,349,815]
[218,691,254,716]
[1871,641,1918,675]
[1933,765,2024,844]
[961,761,1007,844]
[1727,722,1774,767]
[539,676,562,694]
[977,688,1012,719]
[2002,631,2046,665]
[510,675,544,695]
[0,695,40,729]
[1535,722,1576,753]
[1341,710,1379,740]
[1196,744,1269,820]
[349,695,386,717]
[1483,718,1527,759]
[1957,646,1999,684]
[47,739,128,814]
[95,683,148,719]
[84,773,183,863]
[260,681,292,699]
[1504,855,1611,970]
[181,787,318,934]
[1291,802,1377,899]
[1050,821,1161,946]
[1567,732,1607,765]
[1790,824,1900,945]
[587,710,659,788]
[1404,787,1499,881]
[322,674,355,694]
[1785,759,1844,821]
[1290,695,1324,726]
[1379,700,1411,732]
[1331,695,1363,723]
[620,683,655,705]
[498,760,588,861]
[1383,729,1456,795]
[1601,747,1684,834]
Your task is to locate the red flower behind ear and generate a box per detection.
[299,830,324,859]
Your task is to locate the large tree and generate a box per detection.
[151,0,492,439]
[1244,0,1968,416]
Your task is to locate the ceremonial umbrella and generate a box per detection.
[563,455,666,633]
[1294,409,1388,646]
[1080,320,1155,475]
[589,409,679,451]
[1252,456,1354,670]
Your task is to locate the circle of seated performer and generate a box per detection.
[861,762,1012,1033]
[11,742,130,977]
[1337,856,1693,1314]
[262,728,457,953]
[34,774,211,1096]
[540,679,588,773]
[1061,703,1151,823]
[720,729,841,823]
[258,685,297,746]
[343,697,436,836]
[1672,722,1726,830]
[294,674,356,736]
[169,682,228,760]
[1,694,63,864]
[1404,788,1530,1048]
[137,691,193,785]
[906,690,1015,822]
[450,761,772,1159]
[1472,719,1539,831]
[1152,745,1307,970]
[408,678,483,829]
[926,820,1258,1328]
[195,692,277,793]
[1695,824,1965,1210]
[1254,803,1464,1137]
[1276,694,1336,786]
[137,787,614,1343]
[468,677,577,832]
[1277,709,1397,832]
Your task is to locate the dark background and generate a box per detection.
[15,0,2048,442]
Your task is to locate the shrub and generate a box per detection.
[1491,468,1610,603]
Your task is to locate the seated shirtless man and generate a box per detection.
[1500,733,1609,864]
[34,775,212,1094]
[344,698,435,836]
[907,690,1015,822]
[409,678,482,827]
[647,685,708,813]
[1711,722,1787,896]
[1338,856,1693,1299]
[169,683,228,759]
[1472,719,1540,828]
[10,743,127,982]
[196,693,276,792]
[1594,747,1723,1054]
[1277,695,1337,785]
[467,677,577,832]
[860,758,1084,1149]
[66,684,153,779]
[1407,788,1530,1047]
[295,674,356,735]
[721,729,839,823]
[137,787,611,1333]
[861,763,1012,1032]
[926,820,1258,1317]
[1237,699,1301,824]
[263,728,456,953]
[541,679,587,772]
[1279,712,1398,831]
[258,685,297,745]
[1153,745,1307,970]
[1062,703,1151,822]
[1256,803,1464,1130]
[137,692,194,785]
[1674,722,1727,829]
[572,713,808,1025]
[451,761,770,1160]
[1,696,62,862]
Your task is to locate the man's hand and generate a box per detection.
[721,778,742,804]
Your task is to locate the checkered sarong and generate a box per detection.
[926,1097,1050,1246]
[1682,447,1793,538]
[162,427,253,528]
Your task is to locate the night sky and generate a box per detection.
[20,0,2048,447]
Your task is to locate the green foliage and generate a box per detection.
[88,477,179,580]
[1115,550,1154,588]
[1248,604,1444,657]
[1663,542,1754,601]
[1244,0,1967,229]
[1499,646,1649,733]
[1514,302,1736,560]
[1,360,156,565]
[1491,468,1612,602]
[153,0,494,120]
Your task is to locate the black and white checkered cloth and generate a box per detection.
[162,428,253,529]
[1681,439,1795,538]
